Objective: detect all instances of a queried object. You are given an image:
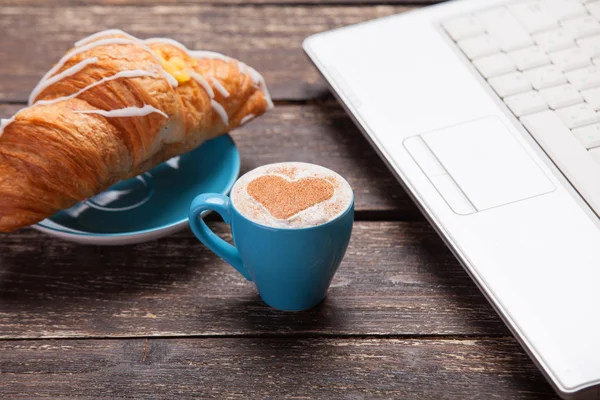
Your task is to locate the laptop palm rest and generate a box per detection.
[404,117,555,215]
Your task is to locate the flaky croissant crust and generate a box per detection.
[0,30,272,232]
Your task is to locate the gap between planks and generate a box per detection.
[0,333,516,342]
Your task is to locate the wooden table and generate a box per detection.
[0,0,560,398]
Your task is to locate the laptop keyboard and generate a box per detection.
[443,0,600,216]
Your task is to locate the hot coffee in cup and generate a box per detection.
[189,162,354,311]
[231,163,353,228]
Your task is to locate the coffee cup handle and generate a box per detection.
[188,193,252,281]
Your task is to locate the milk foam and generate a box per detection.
[231,162,353,229]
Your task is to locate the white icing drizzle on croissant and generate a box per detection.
[191,50,274,110]
[28,37,178,106]
[243,67,274,110]
[0,117,15,138]
[74,29,139,47]
[34,70,159,106]
[74,105,168,119]
[211,77,230,98]
[188,71,215,98]
[29,57,99,106]
[210,100,229,127]
[1,30,273,137]
[0,71,161,138]
[240,114,255,125]
[76,34,179,88]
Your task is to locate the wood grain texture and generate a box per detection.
[0,337,557,399]
[0,222,507,339]
[0,4,411,102]
[0,0,441,4]
[0,103,419,215]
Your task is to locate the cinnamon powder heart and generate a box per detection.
[247,175,334,219]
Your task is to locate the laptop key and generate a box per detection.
[581,87,600,110]
[504,91,548,116]
[539,84,583,109]
[508,46,551,71]
[488,72,532,97]
[556,103,600,128]
[477,8,534,51]
[573,124,600,149]
[533,28,575,52]
[542,0,587,21]
[565,66,600,90]
[562,16,600,39]
[576,35,600,58]
[549,47,592,71]
[473,53,516,78]
[457,35,500,59]
[524,65,566,89]
[508,2,558,34]
[587,2,600,20]
[443,15,485,41]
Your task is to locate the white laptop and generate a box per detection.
[304,1,600,398]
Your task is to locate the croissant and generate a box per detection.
[0,29,273,232]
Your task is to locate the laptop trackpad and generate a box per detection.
[406,117,555,214]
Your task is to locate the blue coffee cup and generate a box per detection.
[188,183,354,311]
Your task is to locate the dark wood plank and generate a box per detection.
[0,221,507,339]
[0,5,412,102]
[0,103,418,215]
[0,337,557,399]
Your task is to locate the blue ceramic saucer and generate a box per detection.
[33,135,240,245]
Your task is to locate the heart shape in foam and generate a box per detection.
[247,175,334,220]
